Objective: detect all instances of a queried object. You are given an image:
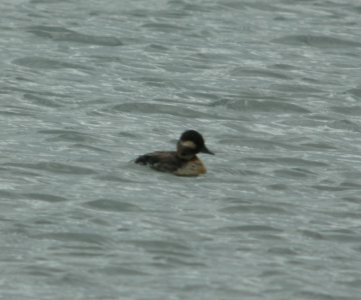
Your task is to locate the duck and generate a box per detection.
[135,130,214,176]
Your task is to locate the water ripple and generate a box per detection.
[216,225,282,233]
[12,57,90,70]
[83,199,143,212]
[33,232,109,245]
[26,26,123,46]
[212,99,310,113]
[38,129,98,143]
[272,35,361,48]
[21,193,68,203]
[141,22,188,32]
[3,162,96,175]
[23,93,63,108]
[108,102,219,119]
[220,204,289,215]
[230,67,291,80]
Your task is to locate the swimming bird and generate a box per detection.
[135,130,214,176]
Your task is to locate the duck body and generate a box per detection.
[135,130,213,176]
[135,151,207,176]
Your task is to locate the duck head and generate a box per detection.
[176,130,214,160]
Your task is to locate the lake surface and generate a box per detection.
[1,0,361,299]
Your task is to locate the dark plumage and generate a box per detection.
[135,130,214,176]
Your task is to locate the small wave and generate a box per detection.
[33,232,109,245]
[213,99,310,113]
[23,93,63,108]
[216,225,282,233]
[21,193,68,203]
[272,35,361,48]
[327,119,361,132]
[274,168,316,179]
[220,204,288,214]
[330,106,361,116]
[347,87,361,99]
[38,129,98,143]
[141,22,188,32]
[26,25,123,46]
[4,162,96,175]
[230,67,291,80]
[108,102,217,119]
[83,199,143,212]
[12,56,88,70]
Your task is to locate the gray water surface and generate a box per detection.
[1,0,361,299]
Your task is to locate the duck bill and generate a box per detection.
[201,145,214,155]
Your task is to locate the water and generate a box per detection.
[1,0,361,299]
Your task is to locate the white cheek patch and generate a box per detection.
[181,140,196,149]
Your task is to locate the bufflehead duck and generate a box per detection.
[135,130,214,176]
